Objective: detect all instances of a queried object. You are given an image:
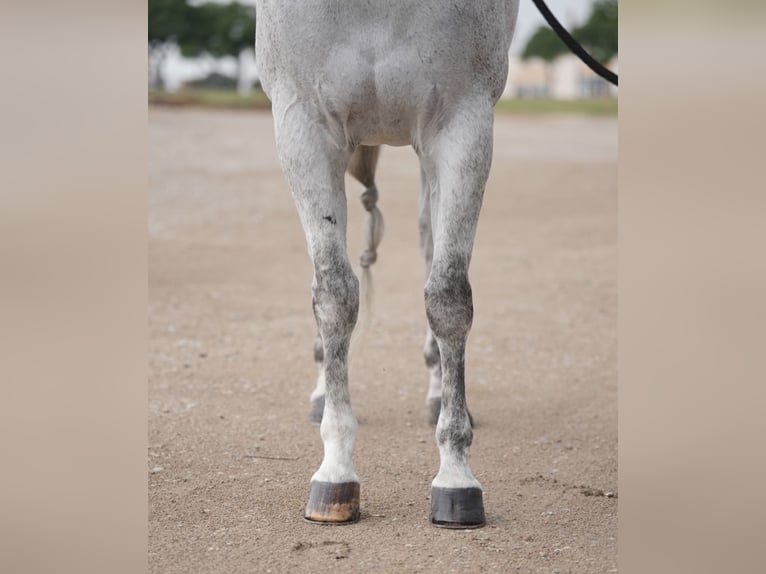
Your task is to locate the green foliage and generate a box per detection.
[522,26,568,62]
[494,97,617,116]
[179,2,256,59]
[148,0,256,59]
[573,0,618,63]
[522,0,618,63]
[148,0,189,47]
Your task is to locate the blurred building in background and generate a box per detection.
[150,43,260,93]
[502,54,618,100]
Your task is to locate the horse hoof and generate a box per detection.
[303,481,360,524]
[427,399,475,428]
[309,396,325,424]
[430,486,486,529]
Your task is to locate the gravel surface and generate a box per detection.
[149,107,617,573]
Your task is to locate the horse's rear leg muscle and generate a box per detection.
[274,100,360,524]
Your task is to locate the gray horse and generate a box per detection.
[255,0,519,528]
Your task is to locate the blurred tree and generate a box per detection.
[522,0,618,63]
[522,26,568,62]
[148,1,256,91]
[178,2,256,92]
[148,0,189,89]
[573,0,618,63]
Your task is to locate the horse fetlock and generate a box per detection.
[436,417,473,452]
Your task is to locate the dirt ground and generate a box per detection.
[149,107,617,573]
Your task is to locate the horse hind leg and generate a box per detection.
[419,165,473,428]
[420,99,494,528]
[308,145,382,425]
[274,100,360,524]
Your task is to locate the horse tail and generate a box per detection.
[347,145,384,339]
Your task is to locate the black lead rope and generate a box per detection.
[530,0,618,86]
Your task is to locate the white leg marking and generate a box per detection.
[311,402,359,483]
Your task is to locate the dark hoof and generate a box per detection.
[303,481,360,524]
[309,396,325,424]
[427,399,475,428]
[430,486,486,529]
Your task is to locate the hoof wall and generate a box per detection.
[309,396,325,424]
[303,481,360,524]
[430,486,485,529]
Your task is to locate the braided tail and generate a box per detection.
[358,184,384,336]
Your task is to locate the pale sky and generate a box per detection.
[511,0,596,53]
[163,0,599,89]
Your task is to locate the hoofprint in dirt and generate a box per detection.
[149,108,617,573]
